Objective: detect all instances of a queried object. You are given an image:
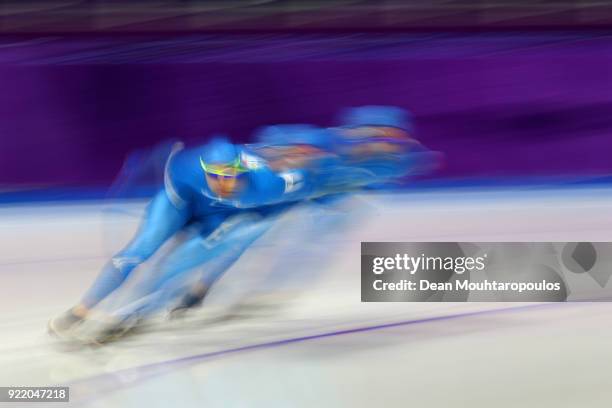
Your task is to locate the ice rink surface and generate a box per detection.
[1,187,612,407]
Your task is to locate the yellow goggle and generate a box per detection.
[199,156,248,177]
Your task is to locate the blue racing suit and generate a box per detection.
[81,142,319,314]
[81,106,437,317]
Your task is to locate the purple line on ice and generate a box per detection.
[68,302,561,405]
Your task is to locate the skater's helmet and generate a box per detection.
[338,106,413,132]
[199,136,245,176]
[199,136,246,198]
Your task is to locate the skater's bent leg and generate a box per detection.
[79,190,191,310]
[110,213,275,318]
[181,213,279,290]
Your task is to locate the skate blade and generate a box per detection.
[47,318,84,342]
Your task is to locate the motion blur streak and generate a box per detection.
[2,190,612,407]
[2,1,612,33]
[2,1,612,407]
[3,32,612,190]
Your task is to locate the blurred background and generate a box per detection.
[3,0,612,199]
[3,2,612,408]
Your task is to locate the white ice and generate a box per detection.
[1,187,612,408]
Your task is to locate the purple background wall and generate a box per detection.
[2,34,612,187]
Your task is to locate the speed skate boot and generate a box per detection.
[73,313,142,345]
[48,309,86,340]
